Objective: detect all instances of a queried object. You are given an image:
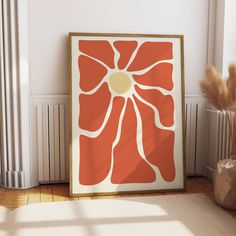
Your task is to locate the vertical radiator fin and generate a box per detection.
[59,105,66,181]
[37,105,44,181]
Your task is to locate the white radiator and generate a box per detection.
[206,109,231,178]
[30,95,207,184]
[215,111,231,161]
[185,96,207,175]
[30,96,69,183]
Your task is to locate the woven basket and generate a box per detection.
[214,158,236,209]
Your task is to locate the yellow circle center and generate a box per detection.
[109,72,131,94]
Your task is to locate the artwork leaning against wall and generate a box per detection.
[69,32,185,197]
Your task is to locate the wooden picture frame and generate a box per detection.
[69,33,186,197]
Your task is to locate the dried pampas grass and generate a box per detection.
[227,64,236,107]
[200,64,236,157]
[200,64,236,111]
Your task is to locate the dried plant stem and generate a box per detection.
[225,110,236,160]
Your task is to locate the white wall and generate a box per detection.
[28,0,210,96]
[222,0,236,76]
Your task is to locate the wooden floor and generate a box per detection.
[0,177,236,218]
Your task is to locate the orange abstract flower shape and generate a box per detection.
[79,83,111,132]
[78,39,176,186]
[134,96,175,182]
[111,99,156,184]
[79,40,115,68]
[135,86,174,127]
[127,42,173,71]
[113,41,138,69]
[79,55,107,92]
[79,97,125,185]
[133,63,173,90]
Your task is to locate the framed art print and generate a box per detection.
[69,33,185,197]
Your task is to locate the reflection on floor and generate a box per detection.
[0,177,235,218]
